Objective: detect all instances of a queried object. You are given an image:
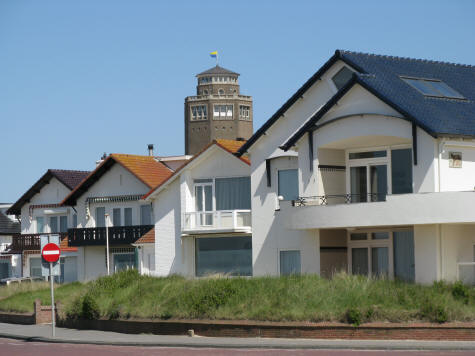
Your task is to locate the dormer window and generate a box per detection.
[332,66,354,90]
[401,77,465,99]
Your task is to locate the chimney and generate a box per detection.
[148,144,154,156]
[96,152,107,167]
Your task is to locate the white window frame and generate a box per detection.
[239,105,250,121]
[345,144,412,198]
[213,104,233,120]
[190,105,208,121]
[347,229,394,279]
[112,252,136,273]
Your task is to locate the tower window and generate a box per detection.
[213,105,233,120]
[218,88,225,95]
[191,105,208,121]
[239,105,250,121]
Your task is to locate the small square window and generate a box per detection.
[449,152,462,168]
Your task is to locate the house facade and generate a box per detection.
[144,140,252,277]
[5,170,90,281]
[61,153,176,281]
[237,50,475,283]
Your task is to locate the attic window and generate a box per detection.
[401,77,465,99]
[332,67,353,90]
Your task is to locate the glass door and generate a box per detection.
[195,183,213,226]
[350,166,367,202]
[369,165,387,202]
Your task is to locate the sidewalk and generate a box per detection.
[1,322,475,350]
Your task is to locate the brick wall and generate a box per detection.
[34,299,60,324]
[58,318,475,341]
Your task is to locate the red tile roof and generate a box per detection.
[62,154,173,206]
[142,140,249,200]
[134,227,154,244]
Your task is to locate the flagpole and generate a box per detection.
[216,52,218,66]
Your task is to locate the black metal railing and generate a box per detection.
[68,225,153,246]
[292,193,386,207]
[6,233,68,253]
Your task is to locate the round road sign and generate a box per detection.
[42,243,61,263]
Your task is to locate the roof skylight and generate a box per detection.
[401,77,465,99]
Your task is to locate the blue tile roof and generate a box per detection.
[340,50,475,137]
[239,50,475,156]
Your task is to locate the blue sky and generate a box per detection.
[1,0,474,202]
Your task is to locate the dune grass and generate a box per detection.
[0,270,475,324]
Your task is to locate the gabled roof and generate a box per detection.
[133,227,155,245]
[0,211,20,235]
[62,154,173,206]
[197,65,239,76]
[143,139,249,200]
[238,49,475,155]
[7,169,90,215]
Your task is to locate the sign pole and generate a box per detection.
[49,262,55,338]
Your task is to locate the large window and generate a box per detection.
[213,105,233,120]
[278,169,299,201]
[348,229,414,280]
[191,105,207,121]
[114,253,136,273]
[124,208,133,226]
[280,250,301,275]
[36,217,45,233]
[347,147,412,202]
[95,207,106,227]
[195,236,252,277]
[48,216,67,233]
[239,105,250,121]
[113,208,121,226]
[29,257,42,278]
[140,205,152,225]
[215,177,251,210]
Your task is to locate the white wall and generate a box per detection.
[440,224,475,281]
[20,177,72,233]
[439,142,475,192]
[152,146,251,277]
[77,246,107,281]
[75,163,151,228]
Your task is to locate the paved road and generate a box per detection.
[1,338,475,356]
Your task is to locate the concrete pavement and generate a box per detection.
[1,322,475,350]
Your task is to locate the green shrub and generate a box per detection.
[452,281,469,304]
[345,307,362,326]
[421,300,448,323]
[81,294,100,320]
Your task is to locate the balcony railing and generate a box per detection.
[68,225,154,246]
[182,210,251,233]
[7,233,67,253]
[186,94,252,101]
[292,193,386,207]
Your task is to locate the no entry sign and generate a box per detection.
[41,243,61,263]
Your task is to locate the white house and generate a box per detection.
[5,170,90,281]
[144,139,252,277]
[236,50,475,283]
[61,152,180,280]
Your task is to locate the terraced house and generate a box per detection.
[237,50,475,284]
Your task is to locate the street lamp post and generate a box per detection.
[105,213,110,275]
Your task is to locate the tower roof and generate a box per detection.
[196,65,239,77]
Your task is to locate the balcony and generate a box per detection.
[287,191,475,230]
[292,193,385,206]
[182,210,252,235]
[6,233,67,254]
[186,94,252,102]
[68,225,154,246]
